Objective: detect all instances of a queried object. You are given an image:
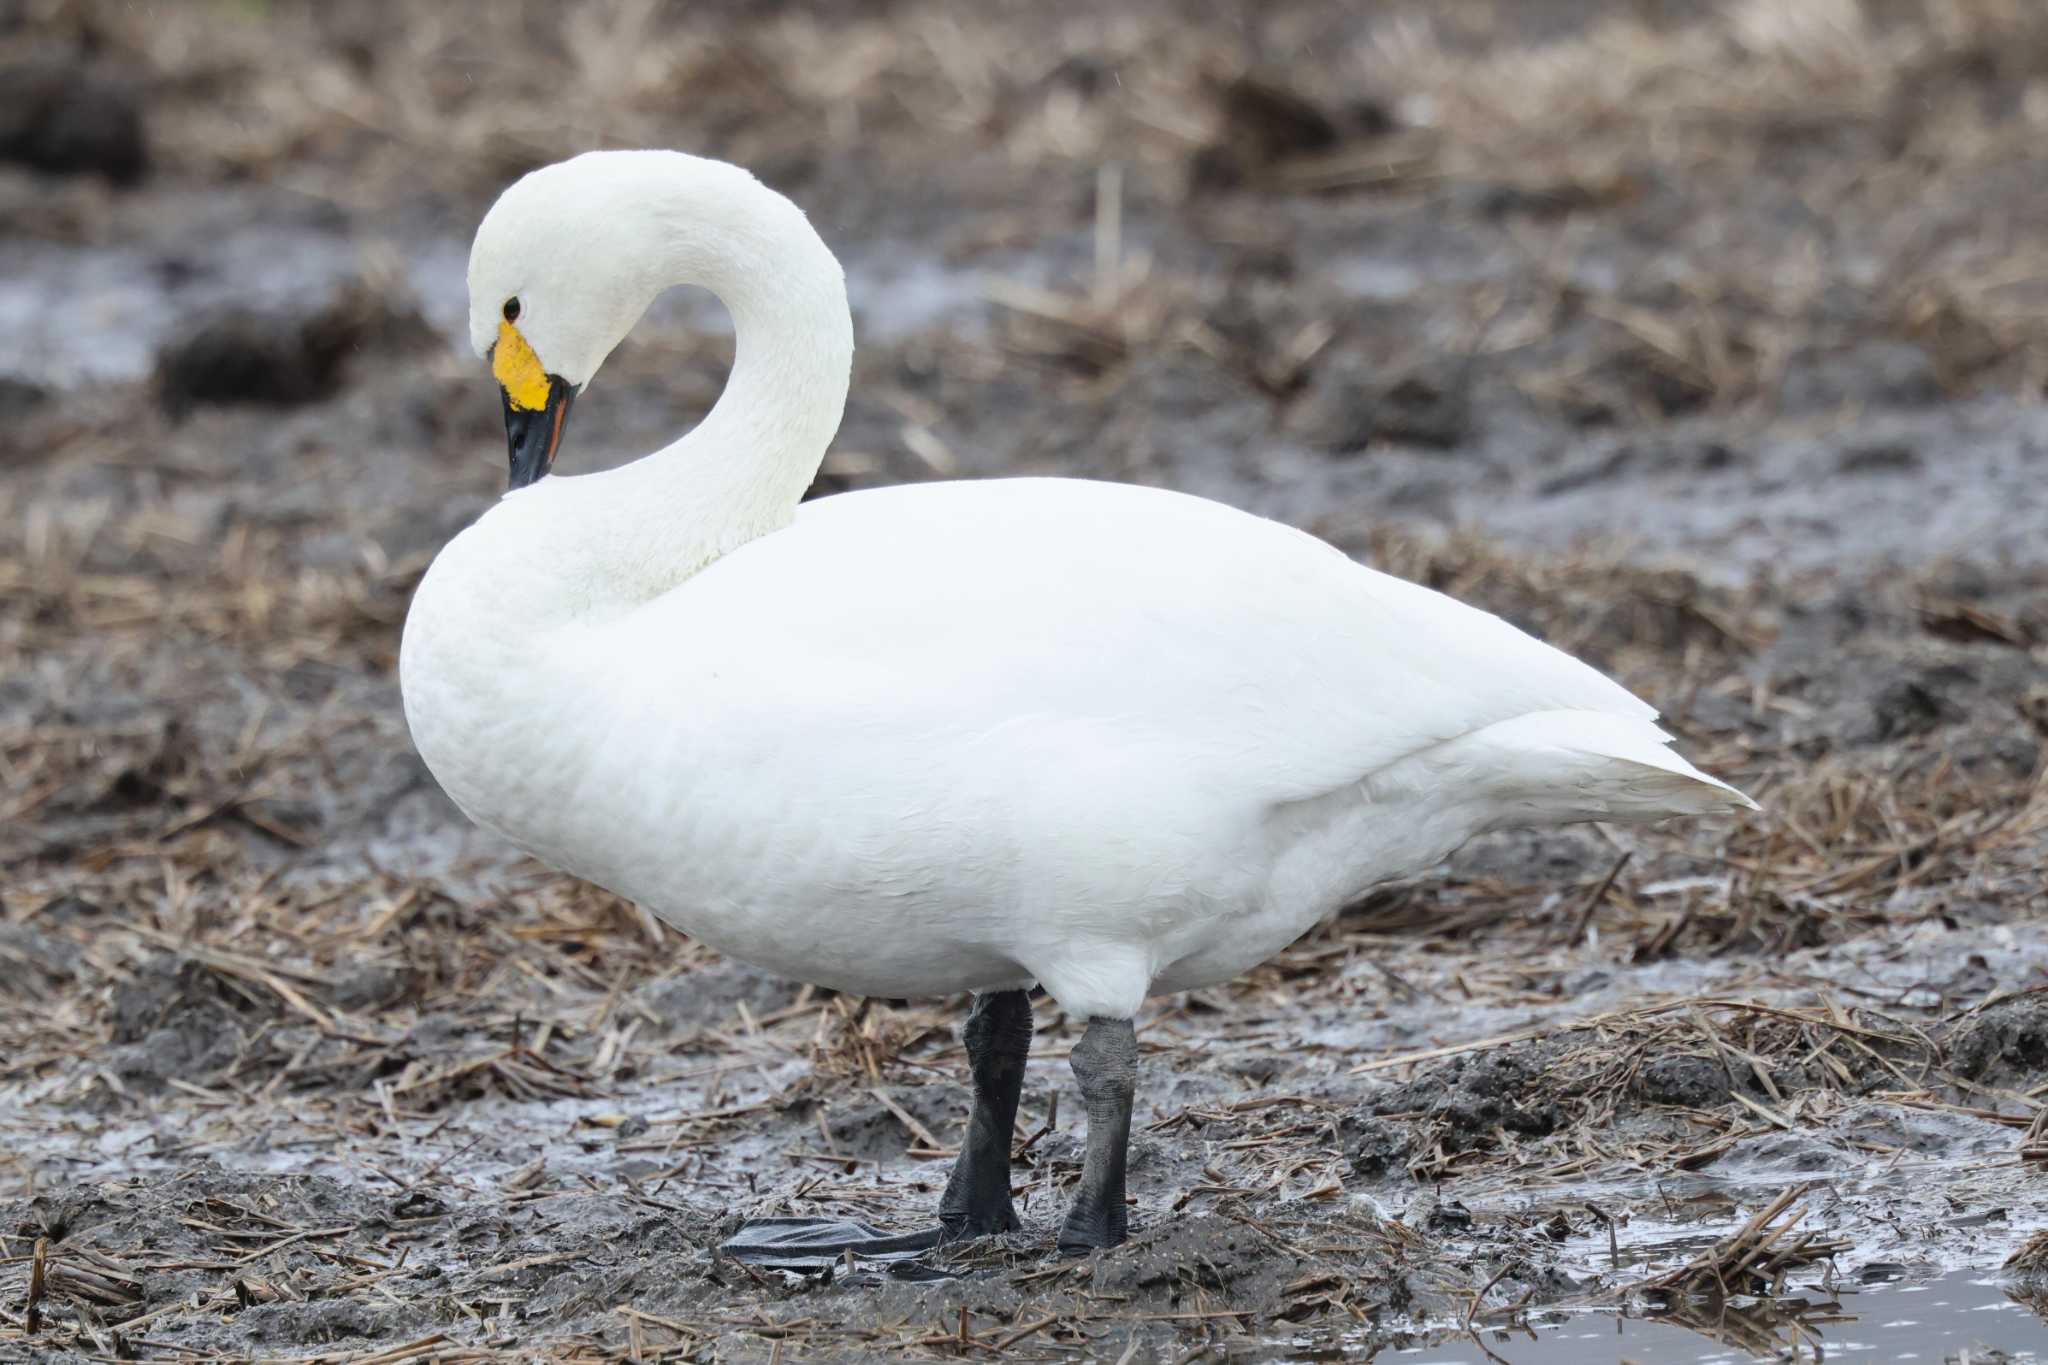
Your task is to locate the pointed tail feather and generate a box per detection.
[1450,710,1758,824]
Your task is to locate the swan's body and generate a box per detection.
[408,474,1740,1017]
[401,150,1753,1255]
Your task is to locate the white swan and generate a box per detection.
[400,149,1754,1258]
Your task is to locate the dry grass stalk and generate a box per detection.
[1641,1185,1848,1300]
[1,2,2044,1358]
[2007,1229,2048,1275]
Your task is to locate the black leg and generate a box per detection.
[719,989,1034,1272]
[1057,1016,1136,1253]
[938,988,1033,1240]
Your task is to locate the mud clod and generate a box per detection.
[154,280,432,415]
[1287,357,1475,453]
[1339,1114,1412,1178]
[1369,1041,1565,1156]
[1189,73,1392,193]
[240,1300,406,1345]
[1190,76,1340,193]
[1949,996,2048,1085]
[1636,1054,1734,1109]
[0,59,147,184]
[0,924,80,989]
[0,375,46,417]
[1866,673,1967,742]
[106,959,263,1090]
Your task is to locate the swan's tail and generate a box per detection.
[1450,709,1758,824]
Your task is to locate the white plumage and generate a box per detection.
[402,149,1754,1253]
[402,149,1752,1026]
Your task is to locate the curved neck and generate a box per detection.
[548,159,853,607]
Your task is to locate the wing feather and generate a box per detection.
[640,478,1656,803]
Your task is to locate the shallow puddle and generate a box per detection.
[1331,1271,2048,1363]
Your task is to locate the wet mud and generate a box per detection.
[4,1,2048,1361]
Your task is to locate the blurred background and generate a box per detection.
[4,2,2048,1361]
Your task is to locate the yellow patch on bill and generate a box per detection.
[493,320,552,411]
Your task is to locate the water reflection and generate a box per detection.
[1287,1269,2048,1363]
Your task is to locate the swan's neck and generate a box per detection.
[509,165,851,615]
[401,160,850,851]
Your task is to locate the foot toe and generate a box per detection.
[720,1217,941,1269]
[938,1206,1021,1243]
[1055,1213,1128,1254]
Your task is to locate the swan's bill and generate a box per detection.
[500,372,575,489]
[492,316,576,488]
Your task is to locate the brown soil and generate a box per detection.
[4,1,2048,1361]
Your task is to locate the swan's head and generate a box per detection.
[467,152,693,488]
[467,149,851,491]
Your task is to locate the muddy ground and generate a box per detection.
[3,1,2048,1361]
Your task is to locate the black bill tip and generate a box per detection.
[503,374,576,490]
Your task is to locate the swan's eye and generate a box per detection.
[502,297,521,323]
